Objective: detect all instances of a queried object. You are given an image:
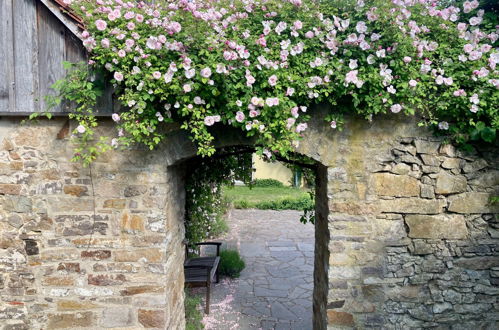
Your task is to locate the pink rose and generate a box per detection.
[114,72,124,82]
[268,75,278,86]
[390,104,402,113]
[95,19,107,31]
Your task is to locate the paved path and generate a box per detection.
[200,209,315,330]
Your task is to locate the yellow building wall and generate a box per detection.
[252,154,294,186]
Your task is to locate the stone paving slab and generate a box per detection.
[198,209,315,330]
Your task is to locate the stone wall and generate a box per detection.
[297,115,499,329]
[0,118,186,329]
[1,112,498,329]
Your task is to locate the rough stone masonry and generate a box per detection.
[0,112,497,329]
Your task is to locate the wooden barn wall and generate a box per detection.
[0,0,109,114]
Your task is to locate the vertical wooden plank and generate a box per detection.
[0,0,14,112]
[62,26,86,113]
[37,2,65,112]
[13,0,39,112]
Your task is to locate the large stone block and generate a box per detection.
[448,192,499,213]
[138,309,166,328]
[405,214,467,239]
[101,307,133,328]
[454,257,499,270]
[47,312,94,328]
[434,172,467,195]
[327,310,354,326]
[414,140,440,154]
[114,248,163,262]
[378,198,445,214]
[372,173,419,197]
[0,184,21,195]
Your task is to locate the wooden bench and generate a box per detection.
[184,242,221,314]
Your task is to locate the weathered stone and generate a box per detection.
[439,144,456,157]
[47,312,94,328]
[468,171,499,188]
[0,184,21,195]
[88,274,126,286]
[63,185,88,197]
[415,140,440,154]
[435,172,467,195]
[433,302,452,313]
[120,285,165,296]
[412,240,432,255]
[103,199,126,209]
[138,309,165,328]
[421,154,441,167]
[57,263,81,273]
[448,192,498,213]
[420,184,435,199]
[441,157,461,169]
[7,214,24,228]
[114,249,163,262]
[454,257,499,270]
[379,198,445,214]
[391,163,411,175]
[327,310,354,326]
[463,159,488,173]
[372,173,419,197]
[81,250,111,260]
[124,185,147,197]
[61,221,107,236]
[42,276,75,286]
[2,196,32,212]
[405,214,467,239]
[121,213,145,233]
[23,239,39,255]
[56,300,100,311]
[101,307,133,328]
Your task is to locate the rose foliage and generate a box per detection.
[56,0,498,163]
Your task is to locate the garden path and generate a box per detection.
[201,209,315,330]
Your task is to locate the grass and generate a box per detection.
[185,290,204,330]
[223,185,313,210]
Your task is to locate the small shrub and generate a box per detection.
[252,179,284,188]
[219,250,245,278]
[232,200,250,209]
[184,290,204,330]
[255,195,314,211]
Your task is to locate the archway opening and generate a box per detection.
[174,146,329,329]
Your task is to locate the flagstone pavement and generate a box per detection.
[198,209,315,330]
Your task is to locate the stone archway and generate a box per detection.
[0,106,497,329]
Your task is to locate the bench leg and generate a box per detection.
[205,283,210,314]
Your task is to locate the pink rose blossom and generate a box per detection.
[200,67,212,78]
[403,56,412,63]
[76,125,86,133]
[183,84,192,93]
[95,19,107,31]
[438,121,449,130]
[391,104,402,113]
[235,111,245,123]
[112,113,120,122]
[101,38,110,48]
[268,75,278,86]
[296,123,308,133]
[114,72,124,82]
[204,116,215,126]
[305,31,315,39]
[153,71,161,79]
[409,80,417,87]
[330,121,337,129]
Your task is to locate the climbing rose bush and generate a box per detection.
[59,0,498,162]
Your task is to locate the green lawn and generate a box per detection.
[223,185,313,210]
